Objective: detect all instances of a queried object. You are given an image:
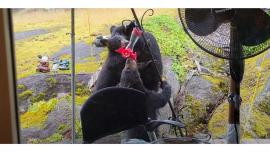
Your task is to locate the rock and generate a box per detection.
[157,56,181,137]
[185,76,224,106]
[20,122,58,143]
[46,99,72,127]
[254,77,270,115]
[18,99,31,114]
[17,74,91,101]
[181,75,227,133]
[20,95,72,143]
[51,41,104,62]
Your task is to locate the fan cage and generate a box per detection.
[178,8,270,60]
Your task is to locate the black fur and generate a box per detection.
[94,21,162,92]
[111,21,163,91]
[119,59,171,142]
[93,35,127,92]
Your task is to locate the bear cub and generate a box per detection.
[119,58,172,142]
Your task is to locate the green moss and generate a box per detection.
[208,103,228,138]
[18,90,33,101]
[17,84,26,90]
[75,83,90,96]
[251,109,270,138]
[180,95,206,133]
[29,133,63,144]
[75,96,88,106]
[45,77,57,87]
[202,75,228,94]
[144,15,196,82]
[75,119,83,139]
[20,98,58,129]
[75,61,100,74]
[257,94,270,115]
[30,92,45,103]
[99,49,108,61]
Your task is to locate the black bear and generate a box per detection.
[111,21,163,91]
[93,35,128,92]
[93,34,153,92]
[119,58,171,142]
[94,21,162,92]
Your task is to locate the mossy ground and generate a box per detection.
[13,9,177,79]
[20,98,58,129]
[208,51,270,139]
[143,15,196,82]
[15,9,270,142]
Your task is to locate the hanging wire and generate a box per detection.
[140,9,154,30]
[131,8,184,137]
[70,8,76,144]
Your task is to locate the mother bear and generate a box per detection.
[93,21,163,92]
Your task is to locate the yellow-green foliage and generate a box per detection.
[30,92,45,103]
[17,84,26,90]
[75,119,83,138]
[208,51,270,138]
[75,96,88,106]
[251,109,270,138]
[257,95,270,115]
[99,50,108,61]
[45,77,57,87]
[75,83,90,96]
[75,61,100,74]
[20,98,58,129]
[208,103,228,138]
[29,133,63,144]
[202,75,228,94]
[14,9,176,79]
[143,15,196,81]
[180,95,206,133]
[18,90,33,101]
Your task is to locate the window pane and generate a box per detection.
[13,9,72,144]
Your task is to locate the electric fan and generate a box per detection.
[178,9,270,143]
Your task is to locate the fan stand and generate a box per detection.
[227,22,244,144]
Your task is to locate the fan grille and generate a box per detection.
[178,8,270,60]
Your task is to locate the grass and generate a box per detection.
[143,15,196,81]
[14,9,270,141]
[13,9,177,79]
[208,51,270,139]
[20,98,58,129]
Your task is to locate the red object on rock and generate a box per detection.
[115,47,137,61]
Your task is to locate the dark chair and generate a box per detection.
[80,87,185,144]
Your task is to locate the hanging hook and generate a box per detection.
[140,9,154,30]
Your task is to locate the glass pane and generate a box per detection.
[13,9,72,144]
[74,8,179,144]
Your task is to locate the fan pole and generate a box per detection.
[227,22,244,144]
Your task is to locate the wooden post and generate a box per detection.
[0,9,20,143]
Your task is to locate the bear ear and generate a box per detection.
[110,25,116,34]
[124,21,136,35]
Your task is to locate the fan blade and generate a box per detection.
[185,9,219,36]
[236,9,270,46]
